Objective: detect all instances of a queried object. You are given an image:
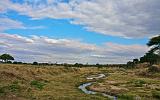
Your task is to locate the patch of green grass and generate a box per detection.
[30,80,46,90]
[0,87,6,96]
[0,81,21,96]
[135,80,146,87]
[8,81,20,92]
[118,94,135,100]
[8,84,20,92]
[130,80,146,87]
[152,91,160,99]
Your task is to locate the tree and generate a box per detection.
[127,61,134,68]
[33,62,38,65]
[0,54,14,63]
[147,35,160,56]
[140,52,160,65]
[133,59,139,64]
[147,35,160,64]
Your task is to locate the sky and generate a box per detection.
[0,0,159,64]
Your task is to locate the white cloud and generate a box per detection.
[0,33,148,64]
[0,0,160,38]
[0,17,25,31]
[0,16,45,32]
[104,42,148,57]
[0,33,34,43]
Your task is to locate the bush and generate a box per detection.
[13,61,18,64]
[127,61,135,68]
[32,62,38,65]
[6,61,12,64]
[30,80,46,90]
[13,61,23,64]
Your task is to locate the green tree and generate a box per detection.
[33,62,38,65]
[127,61,134,68]
[140,52,160,65]
[147,35,160,55]
[0,54,14,63]
[133,59,139,64]
[147,35,160,64]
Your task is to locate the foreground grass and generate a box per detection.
[0,64,109,100]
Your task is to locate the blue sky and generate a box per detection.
[4,11,148,45]
[0,0,159,64]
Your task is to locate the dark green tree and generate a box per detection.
[147,35,160,55]
[0,54,14,63]
[147,35,160,64]
[133,59,139,64]
[127,61,134,68]
[33,62,38,65]
[140,52,160,65]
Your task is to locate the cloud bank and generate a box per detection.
[1,0,160,38]
[0,33,148,64]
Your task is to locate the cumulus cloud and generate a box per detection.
[0,33,148,64]
[0,0,160,38]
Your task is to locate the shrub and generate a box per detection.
[126,61,135,68]
[13,61,23,64]
[6,61,12,64]
[32,62,38,65]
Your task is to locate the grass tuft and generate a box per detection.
[30,80,46,90]
[152,91,160,99]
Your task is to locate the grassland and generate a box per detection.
[89,66,160,100]
[0,64,160,100]
[0,64,109,100]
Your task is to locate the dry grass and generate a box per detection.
[0,64,108,100]
[0,64,160,100]
[89,67,160,100]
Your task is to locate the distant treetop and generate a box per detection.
[0,54,14,63]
